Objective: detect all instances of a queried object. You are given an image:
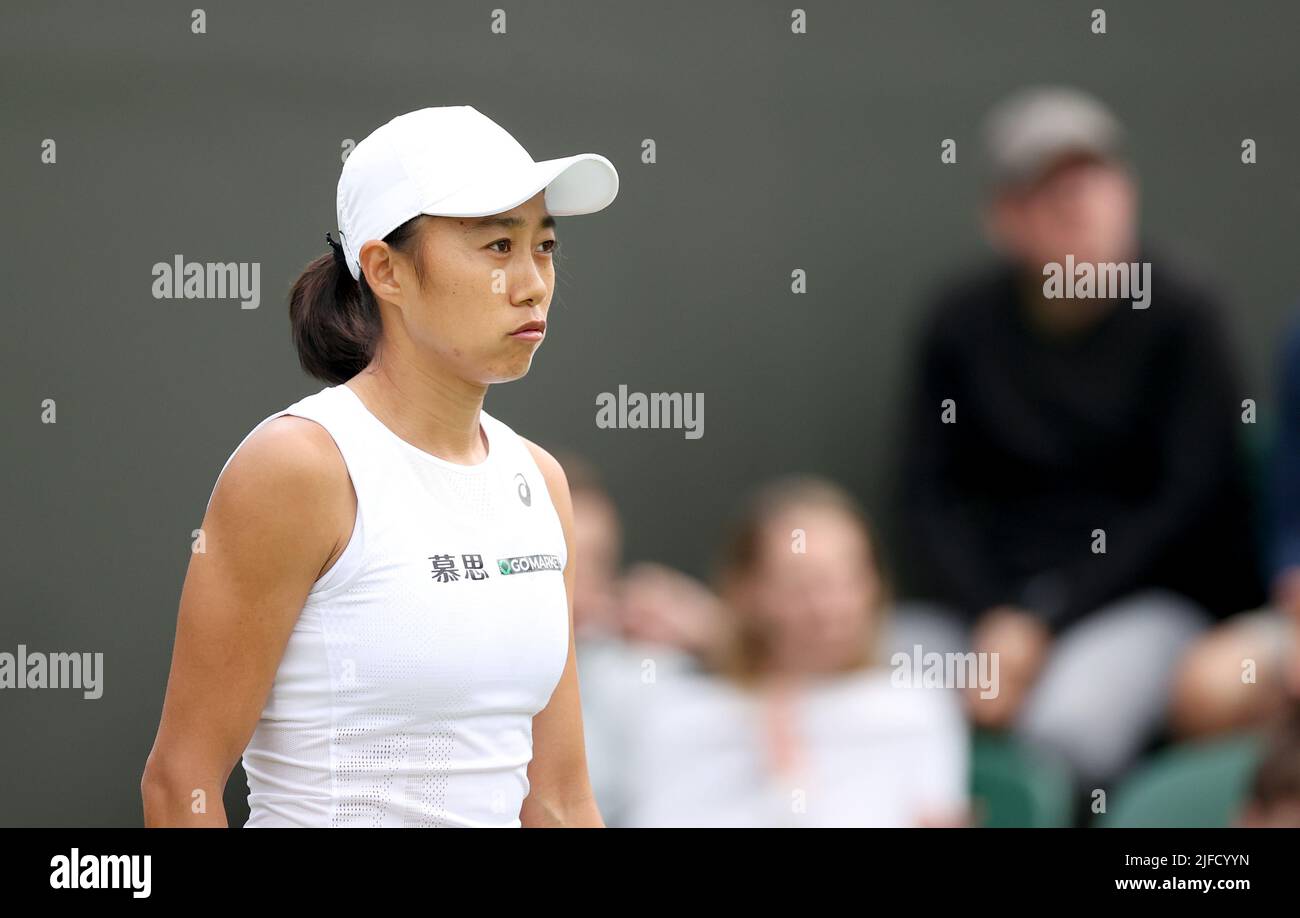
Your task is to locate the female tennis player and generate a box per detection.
[141,106,619,827]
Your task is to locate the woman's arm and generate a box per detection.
[519,439,604,828]
[141,417,354,826]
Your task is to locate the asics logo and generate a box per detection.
[514,472,531,507]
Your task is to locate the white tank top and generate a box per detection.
[204,383,571,827]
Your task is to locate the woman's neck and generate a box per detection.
[346,352,490,465]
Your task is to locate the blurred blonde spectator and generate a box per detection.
[620,476,968,827]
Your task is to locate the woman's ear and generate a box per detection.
[357,240,394,296]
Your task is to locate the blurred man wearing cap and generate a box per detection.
[897,86,1263,792]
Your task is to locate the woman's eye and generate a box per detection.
[488,239,556,254]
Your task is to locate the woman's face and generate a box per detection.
[746,505,882,673]
[366,189,558,385]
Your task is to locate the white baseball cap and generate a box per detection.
[335,105,619,280]
[983,85,1125,188]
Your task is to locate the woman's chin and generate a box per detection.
[483,355,537,384]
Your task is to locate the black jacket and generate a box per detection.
[899,253,1265,631]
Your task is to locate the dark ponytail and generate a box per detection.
[288,216,427,384]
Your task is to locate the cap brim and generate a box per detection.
[420,153,619,219]
[1001,140,1120,188]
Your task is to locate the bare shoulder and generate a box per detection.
[206,415,354,558]
[519,437,567,490]
[217,415,348,503]
[518,438,576,596]
[519,437,573,520]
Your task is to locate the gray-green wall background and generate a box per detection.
[3,1,1297,825]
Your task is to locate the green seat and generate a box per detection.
[1097,734,1262,828]
[969,731,1075,827]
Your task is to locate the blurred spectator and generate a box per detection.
[1238,702,1300,828]
[564,453,625,641]
[561,453,721,826]
[621,476,968,827]
[1171,316,1300,738]
[897,86,1263,790]
[560,453,638,826]
[620,561,728,657]
[561,451,728,656]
